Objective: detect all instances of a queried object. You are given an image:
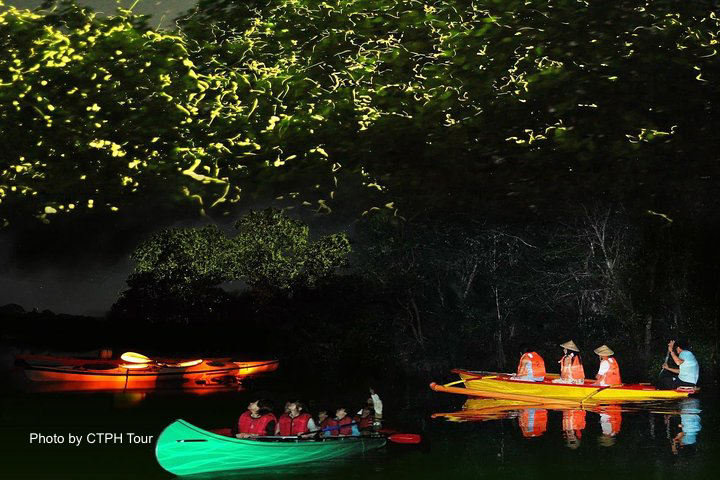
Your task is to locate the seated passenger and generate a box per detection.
[659,339,699,390]
[276,400,317,436]
[316,409,330,430]
[593,345,621,386]
[512,344,546,382]
[323,407,360,437]
[552,340,585,384]
[354,406,375,432]
[237,399,276,438]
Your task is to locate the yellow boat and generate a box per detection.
[430,369,697,404]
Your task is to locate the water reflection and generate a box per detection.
[432,397,702,453]
[670,398,701,455]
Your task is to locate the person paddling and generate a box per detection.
[659,339,699,390]
[552,340,585,384]
[512,344,546,382]
[236,399,277,438]
[593,345,621,386]
[323,407,360,437]
[276,400,317,436]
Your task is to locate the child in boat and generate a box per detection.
[236,399,276,438]
[316,409,330,429]
[276,400,317,436]
[511,344,546,382]
[552,340,585,384]
[593,345,622,386]
[323,407,360,437]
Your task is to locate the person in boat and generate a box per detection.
[276,400,317,436]
[316,409,330,430]
[593,344,621,386]
[511,344,546,382]
[356,387,383,429]
[323,407,360,437]
[236,399,277,438]
[552,340,585,384]
[354,406,375,433]
[659,339,699,390]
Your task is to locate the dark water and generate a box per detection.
[2,374,719,480]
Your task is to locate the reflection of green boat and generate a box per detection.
[155,419,387,476]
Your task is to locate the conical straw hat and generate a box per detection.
[594,344,614,356]
[560,340,580,352]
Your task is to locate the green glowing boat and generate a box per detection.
[155,419,387,476]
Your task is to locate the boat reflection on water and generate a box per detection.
[433,398,702,451]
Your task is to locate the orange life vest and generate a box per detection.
[325,416,355,436]
[600,357,622,385]
[519,408,548,438]
[237,411,277,436]
[560,354,585,382]
[517,352,546,378]
[277,412,312,435]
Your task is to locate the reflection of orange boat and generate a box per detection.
[17,354,279,390]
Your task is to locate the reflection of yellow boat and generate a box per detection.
[430,369,695,404]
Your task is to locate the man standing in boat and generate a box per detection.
[512,344,546,382]
[659,339,699,390]
[593,345,622,386]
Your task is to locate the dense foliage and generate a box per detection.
[111,209,350,323]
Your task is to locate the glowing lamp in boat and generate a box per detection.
[121,352,153,364]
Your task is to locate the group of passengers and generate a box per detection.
[512,339,699,390]
[236,388,383,439]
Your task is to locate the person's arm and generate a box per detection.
[265,421,276,436]
[663,363,680,374]
[668,341,684,365]
[307,418,317,432]
[370,392,383,415]
[351,424,360,436]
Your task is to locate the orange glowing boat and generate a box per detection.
[16,353,279,389]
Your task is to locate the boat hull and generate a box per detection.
[155,419,387,475]
[20,358,279,388]
[433,369,694,403]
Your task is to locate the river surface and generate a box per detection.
[2,373,718,480]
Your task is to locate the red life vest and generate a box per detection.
[277,412,312,435]
[600,357,622,385]
[517,352,546,378]
[237,411,277,435]
[354,414,374,430]
[325,416,354,436]
[560,354,585,382]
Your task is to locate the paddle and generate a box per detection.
[297,423,421,444]
[659,350,670,376]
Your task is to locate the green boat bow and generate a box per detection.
[155,419,387,476]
